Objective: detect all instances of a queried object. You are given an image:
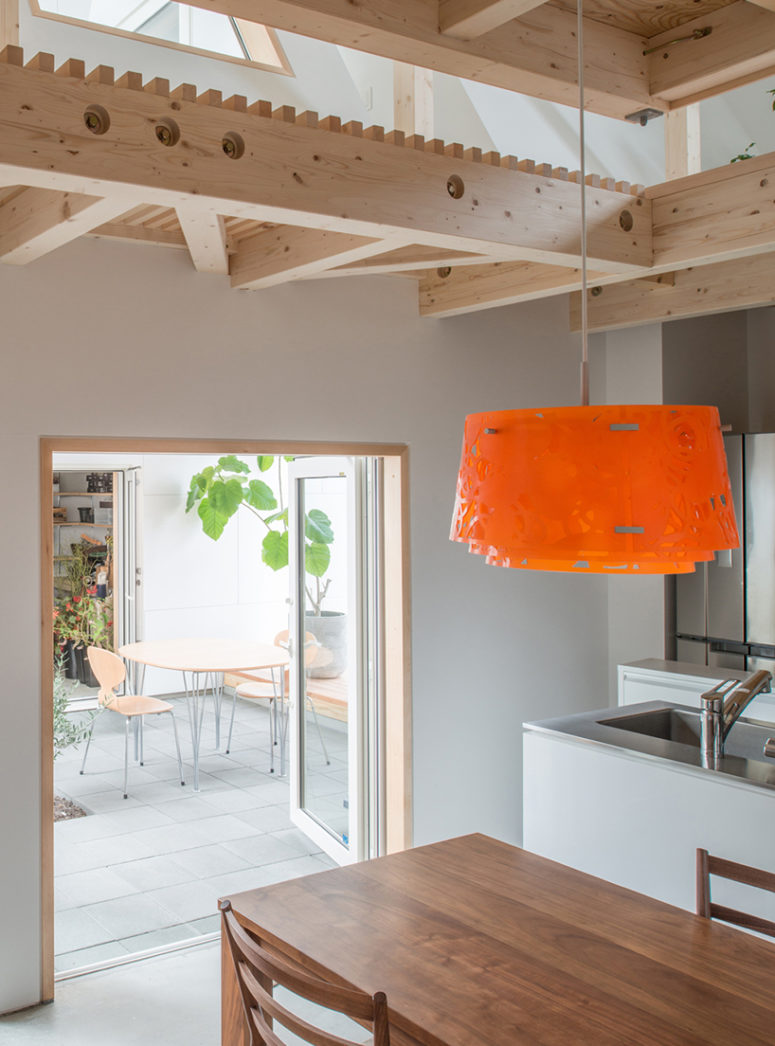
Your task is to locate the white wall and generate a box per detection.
[0,237,612,1012]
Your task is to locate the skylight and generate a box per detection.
[31,1,291,74]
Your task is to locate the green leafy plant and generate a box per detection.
[731,142,757,163]
[53,653,98,759]
[85,596,114,650]
[186,455,335,614]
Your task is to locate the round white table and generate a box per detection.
[118,639,289,791]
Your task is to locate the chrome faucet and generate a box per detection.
[700,669,773,767]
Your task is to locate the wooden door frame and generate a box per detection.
[40,435,412,1000]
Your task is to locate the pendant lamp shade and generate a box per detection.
[450,405,739,574]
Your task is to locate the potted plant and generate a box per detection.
[53,597,83,679]
[186,455,344,676]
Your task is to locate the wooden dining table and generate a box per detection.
[221,833,775,1046]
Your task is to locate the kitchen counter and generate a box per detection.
[526,699,775,793]
[523,700,775,914]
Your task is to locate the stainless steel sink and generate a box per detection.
[598,708,702,746]
[524,701,775,792]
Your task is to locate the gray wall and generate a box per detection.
[662,312,750,433]
[0,238,611,1012]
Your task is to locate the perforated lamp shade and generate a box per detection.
[450,405,739,574]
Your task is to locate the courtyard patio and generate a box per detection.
[54,690,343,972]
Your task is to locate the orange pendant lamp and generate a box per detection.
[450,404,739,574]
[450,0,740,576]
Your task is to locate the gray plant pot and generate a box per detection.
[305,611,347,678]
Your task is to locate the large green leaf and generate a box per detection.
[305,541,331,577]
[264,508,288,526]
[305,509,333,545]
[209,478,244,519]
[185,481,199,513]
[262,530,289,571]
[256,455,274,472]
[217,454,250,474]
[198,498,228,540]
[246,479,277,511]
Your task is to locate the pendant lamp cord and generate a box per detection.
[577,0,589,407]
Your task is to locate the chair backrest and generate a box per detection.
[87,646,125,706]
[220,900,390,1046]
[274,630,321,672]
[696,848,775,938]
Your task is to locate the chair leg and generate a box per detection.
[79,720,96,775]
[268,698,275,774]
[123,718,130,799]
[307,697,330,765]
[139,716,145,766]
[169,711,186,787]
[226,688,237,755]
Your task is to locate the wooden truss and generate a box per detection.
[186,0,775,120]
[0,44,774,331]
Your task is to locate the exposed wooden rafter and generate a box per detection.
[647,1,775,103]
[187,0,654,120]
[0,47,651,277]
[230,227,395,289]
[569,254,775,332]
[438,0,548,40]
[0,186,134,263]
[176,207,230,274]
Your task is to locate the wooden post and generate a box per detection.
[664,104,701,181]
[393,61,434,139]
[0,0,18,48]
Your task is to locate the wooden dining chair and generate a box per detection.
[696,848,775,938]
[80,646,185,799]
[226,630,331,770]
[220,899,390,1046]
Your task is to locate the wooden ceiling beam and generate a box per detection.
[230,226,400,289]
[419,260,614,317]
[186,0,653,120]
[648,2,775,103]
[326,244,485,277]
[570,253,775,332]
[88,222,188,248]
[649,149,775,269]
[0,186,134,263]
[176,207,230,274]
[0,54,651,273]
[438,0,549,40]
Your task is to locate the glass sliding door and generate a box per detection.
[287,456,382,864]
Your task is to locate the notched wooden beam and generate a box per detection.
[0,52,651,272]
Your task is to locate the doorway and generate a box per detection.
[41,437,411,997]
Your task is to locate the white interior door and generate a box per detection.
[287,456,380,865]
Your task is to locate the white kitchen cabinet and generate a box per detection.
[617,658,775,722]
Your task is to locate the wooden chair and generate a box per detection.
[226,630,331,771]
[696,848,775,938]
[220,899,390,1046]
[80,646,185,799]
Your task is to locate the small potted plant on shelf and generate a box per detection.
[185,454,344,676]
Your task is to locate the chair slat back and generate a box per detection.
[220,900,390,1046]
[87,646,126,704]
[696,848,775,939]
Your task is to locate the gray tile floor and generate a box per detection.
[55,689,346,972]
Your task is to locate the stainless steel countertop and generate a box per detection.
[524,701,775,793]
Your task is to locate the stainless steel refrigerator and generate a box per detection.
[676,434,775,675]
